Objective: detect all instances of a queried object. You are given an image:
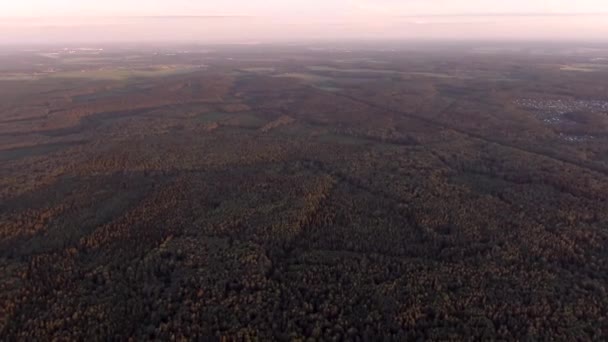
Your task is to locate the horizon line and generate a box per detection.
[3,12,608,19]
[0,15,256,20]
[395,12,608,18]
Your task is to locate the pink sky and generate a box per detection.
[2,1,608,43]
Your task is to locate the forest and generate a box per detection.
[1,43,608,340]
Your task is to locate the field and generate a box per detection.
[1,43,608,340]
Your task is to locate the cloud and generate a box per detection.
[2,1,608,43]
[354,0,608,17]
[396,12,608,18]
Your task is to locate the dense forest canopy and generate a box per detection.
[1,43,608,340]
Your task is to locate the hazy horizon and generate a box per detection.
[2,1,608,44]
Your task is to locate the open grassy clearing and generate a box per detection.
[49,65,201,80]
[0,65,202,82]
[239,67,277,73]
[0,140,87,162]
[307,65,459,79]
[274,72,333,83]
[560,63,608,72]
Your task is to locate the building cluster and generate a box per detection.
[514,98,607,142]
[515,98,608,118]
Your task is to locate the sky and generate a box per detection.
[1,0,608,43]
